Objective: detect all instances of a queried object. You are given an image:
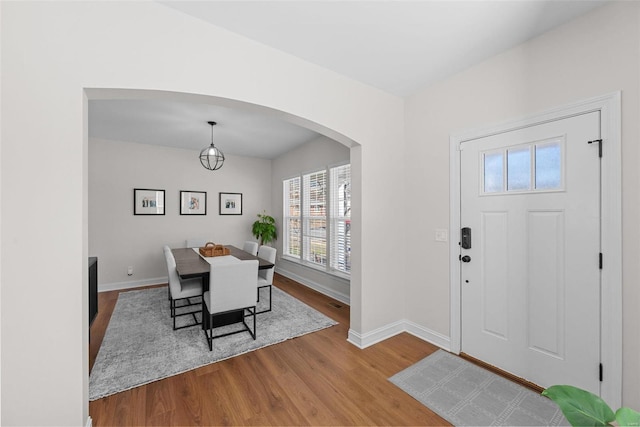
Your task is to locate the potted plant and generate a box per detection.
[252,211,277,246]
[543,385,640,426]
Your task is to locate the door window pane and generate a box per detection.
[484,152,503,193]
[536,143,562,190]
[507,147,531,191]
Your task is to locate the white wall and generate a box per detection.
[404,1,640,408]
[89,138,271,290]
[1,2,404,425]
[271,136,351,303]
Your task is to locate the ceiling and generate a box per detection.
[89,99,321,159]
[160,0,607,97]
[89,0,608,158]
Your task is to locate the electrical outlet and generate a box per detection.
[127,266,133,276]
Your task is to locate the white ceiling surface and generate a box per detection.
[90,1,607,159]
[160,0,608,97]
[89,99,320,159]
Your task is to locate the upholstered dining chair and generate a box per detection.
[256,245,277,314]
[163,245,203,330]
[202,260,259,351]
[242,240,259,256]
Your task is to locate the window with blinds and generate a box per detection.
[303,170,327,266]
[283,163,351,277]
[330,164,351,273]
[283,177,301,258]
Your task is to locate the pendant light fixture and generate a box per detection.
[199,121,225,171]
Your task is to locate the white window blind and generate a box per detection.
[283,177,301,258]
[330,164,351,273]
[303,170,327,266]
[283,164,350,277]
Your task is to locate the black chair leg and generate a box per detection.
[208,312,214,351]
[172,299,177,330]
[172,296,202,331]
[203,303,214,351]
[257,286,272,314]
[252,306,256,339]
[206,305,256,349]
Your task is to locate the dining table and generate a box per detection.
[171,245,275,328]
[172,245,274,282]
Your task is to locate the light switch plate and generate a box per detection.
[435,229,448,242]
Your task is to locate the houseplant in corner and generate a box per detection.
[543,385,640,426]
[252,211,277,245]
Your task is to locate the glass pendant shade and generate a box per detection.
[200,121,225,171]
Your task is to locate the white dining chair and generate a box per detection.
[202,260,259,351]
[164,245,203,330]
[256,245,277,314]
[242,240,259,256]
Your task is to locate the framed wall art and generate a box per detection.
[180,191,207,215]
[134,188,165,215]
[219,192,242,215]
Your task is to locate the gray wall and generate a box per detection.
[89,135,351,302]
[271,136,351,303]
[89,138,272,290]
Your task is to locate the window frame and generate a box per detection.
[283,162,351,279]
[479,137,565,196]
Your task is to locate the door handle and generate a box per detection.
[461,255,471,263]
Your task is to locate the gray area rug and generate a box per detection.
[389,350,569,426]
[89,286,337,400]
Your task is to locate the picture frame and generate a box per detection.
[180,191,207,215]
[219,192,243,215]
[134,188,165,215]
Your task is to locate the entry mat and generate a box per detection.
[389,350,569,426]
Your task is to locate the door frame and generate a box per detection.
[449,92,621,407]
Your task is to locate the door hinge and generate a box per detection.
[588,139,603,158]
[600,363,603,381]
[599,253,603,269]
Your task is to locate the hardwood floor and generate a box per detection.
[89,274,450,426]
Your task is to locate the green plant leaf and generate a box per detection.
[542,385,615,427]
[616,407,640,426]
[252,212,277,245]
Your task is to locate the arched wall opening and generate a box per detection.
[82,83,362,392]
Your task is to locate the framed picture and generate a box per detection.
[134,188,165,215]
[180,191,207,215]
[219,192,243,215]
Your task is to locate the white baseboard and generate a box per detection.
[348,320,405,348]
[403,319,451,351]
[347,320,451,351]
[98,276,167,292]
[276,267,350,305]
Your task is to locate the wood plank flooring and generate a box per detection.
[89,274,450,426]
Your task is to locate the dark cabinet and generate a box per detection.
[89,257,98,327]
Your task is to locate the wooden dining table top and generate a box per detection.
[172,245,274,279]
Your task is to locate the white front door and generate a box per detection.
[460,111,601,393]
